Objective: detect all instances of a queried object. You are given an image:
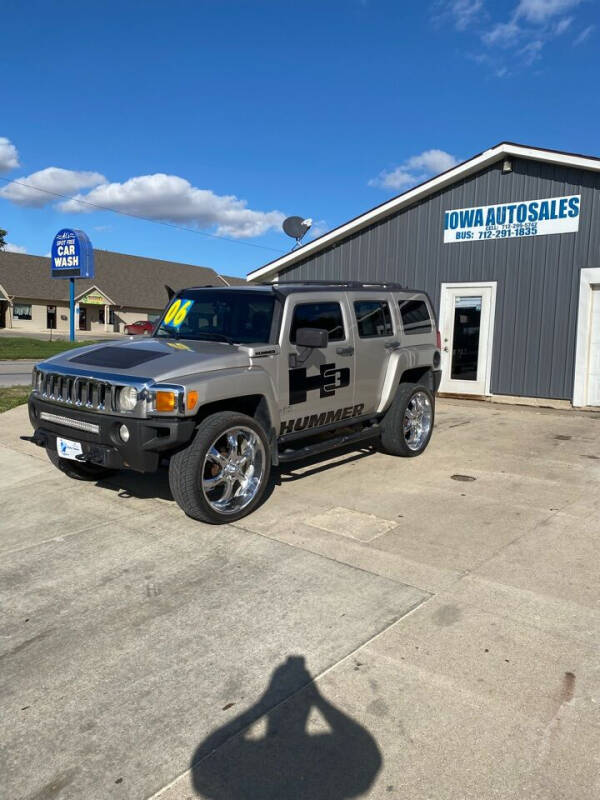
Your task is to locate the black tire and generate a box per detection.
[169,411,271,525]
[379,382,435,457]
[46,447,117,481]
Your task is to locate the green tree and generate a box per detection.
[0,228,6,249]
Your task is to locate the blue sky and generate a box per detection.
[1,0,598,277]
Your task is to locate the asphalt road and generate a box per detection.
[0,359,36,387]
[1,399,599,799]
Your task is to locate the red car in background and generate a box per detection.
[124,320,154,335]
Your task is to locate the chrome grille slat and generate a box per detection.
[33,368,148,416]
[36,372,120,414]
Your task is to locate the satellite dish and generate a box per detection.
[282,216,312,250]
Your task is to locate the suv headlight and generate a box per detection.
[118,386,138,412]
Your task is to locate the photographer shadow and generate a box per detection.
[190,655,382,799]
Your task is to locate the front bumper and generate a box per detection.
[28,396,195,472]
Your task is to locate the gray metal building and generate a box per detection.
[248,143,600,408]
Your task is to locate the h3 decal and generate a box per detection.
[289,363,350,405]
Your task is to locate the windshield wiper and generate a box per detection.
[194,332,236,345]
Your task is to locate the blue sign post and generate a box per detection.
[50,229,95,342]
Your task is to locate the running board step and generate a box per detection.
[277,424,381,464]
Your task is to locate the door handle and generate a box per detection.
[384,341,401,351]
[335,346,354,356]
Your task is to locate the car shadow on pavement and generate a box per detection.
[95,446,376,510]
[98,465,175,503]
[275,445,376,484]
[189,655,382,799]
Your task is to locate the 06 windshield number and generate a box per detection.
[164,299,194,328]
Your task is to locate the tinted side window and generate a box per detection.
[399,299,432,335]
[290,302,345,343]
[354,301,394,338]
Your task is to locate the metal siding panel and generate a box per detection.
[279,158,600,399]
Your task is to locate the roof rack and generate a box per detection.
[265,280,409,290]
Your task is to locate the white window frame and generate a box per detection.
[438,281,497,396]
[573,267,600,407]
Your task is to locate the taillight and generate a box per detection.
[436,330,442,349]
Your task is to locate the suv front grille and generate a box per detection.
[38,372,116,412]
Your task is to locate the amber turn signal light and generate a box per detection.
[186,390,199,411]
[155,390,176,412]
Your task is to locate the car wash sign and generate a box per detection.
[50,229,95,278]
[443,194,581,244]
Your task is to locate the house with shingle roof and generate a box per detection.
[0,249,245,333]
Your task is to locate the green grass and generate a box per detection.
[0,337,101,360]
[0,385,30,413]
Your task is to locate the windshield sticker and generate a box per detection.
[164,299,194,328]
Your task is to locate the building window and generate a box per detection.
[399,299,432,335]
[290,302,345,342]
[13,303,32,320]
[99,307,105,324]
[354,301,394,338]
[109,309,116,325]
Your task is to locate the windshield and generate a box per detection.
[154,290,275,344]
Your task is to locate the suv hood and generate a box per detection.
[39,337,251,382]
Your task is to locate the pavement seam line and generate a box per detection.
[145,591,435,800]
[230,519,450,595]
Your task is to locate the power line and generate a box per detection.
[0,175,286,254]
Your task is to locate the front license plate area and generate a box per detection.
[56,437,84,461]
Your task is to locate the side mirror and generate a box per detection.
[295,327,329,348]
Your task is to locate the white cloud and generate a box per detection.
[515,0,582,24]
[0,167,106,208]
[0,137,20,172]
[573,23,595,44]
[3,242,27,253]
[306,220,329,241]
[553,15,573,34]
[370,168,417,191]
[483,19,522,45]
[519,38,545,63]
[370,149,459,191]
[59,173,285,238]
[449,0,586,72]
[442,0,484,30]
[406,149,459,173]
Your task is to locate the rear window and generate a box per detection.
[354,301,394,338]
[290,302,345,342]
[399,299,432,335]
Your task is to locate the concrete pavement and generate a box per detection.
[1,399,599,799]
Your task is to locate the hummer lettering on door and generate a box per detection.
[279,403,365,436]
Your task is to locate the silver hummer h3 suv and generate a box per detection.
[29,282,441,524]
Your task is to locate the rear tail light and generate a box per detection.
[436,330,442,349]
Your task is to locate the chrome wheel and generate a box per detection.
[201,426,266,515]
[403,391,433,452]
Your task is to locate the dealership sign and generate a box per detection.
[443,194,580,244]
[51,228,95,278]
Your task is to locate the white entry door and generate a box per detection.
[439,283,496,396]
[587,286,600,406]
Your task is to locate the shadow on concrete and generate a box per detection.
[98,465,175,502]
[190,655,382,799]
[95,445,375,510]
[275,445,376,484]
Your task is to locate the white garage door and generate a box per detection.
[588,286,600,406]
